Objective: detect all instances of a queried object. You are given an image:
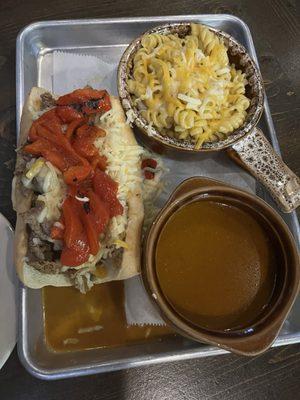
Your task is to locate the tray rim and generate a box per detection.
[16,14,300,380]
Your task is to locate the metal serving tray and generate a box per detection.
[16,15,300,380]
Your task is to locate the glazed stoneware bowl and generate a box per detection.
[142,177,300,356]
[118,22,300,213]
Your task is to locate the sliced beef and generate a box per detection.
[40,92,56,110]
[14,151,32,176]
[24,200,61,266]
[29,260,62,274]
[27,228,62,273]
[23,201,49,241]
[113,248,124,268]
[101,248,124,270]
[27,231,53,261]
[13,152,33,202]
[40,220,52,236]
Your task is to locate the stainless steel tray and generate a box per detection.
[16,15,300,380]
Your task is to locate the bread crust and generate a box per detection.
[109,97,144,279]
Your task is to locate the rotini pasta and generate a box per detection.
[127,23,250,148]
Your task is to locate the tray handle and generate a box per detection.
[227,127,300,213]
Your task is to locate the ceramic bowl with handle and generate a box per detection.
[118,22,300,213]
[142,177,300,356]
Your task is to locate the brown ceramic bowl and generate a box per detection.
[142,177,300,356]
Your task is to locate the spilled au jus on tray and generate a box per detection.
[12,22,300,357]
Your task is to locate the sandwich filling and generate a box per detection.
[15,88,160,291]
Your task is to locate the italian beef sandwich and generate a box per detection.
[12,87,145,293]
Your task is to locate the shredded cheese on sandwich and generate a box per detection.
[94,108,144,253]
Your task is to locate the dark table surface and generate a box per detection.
[0,0,299,399]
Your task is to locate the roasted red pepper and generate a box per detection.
[63,164,93,185]
[60,197,90,267]
[57,88,111,109]
[72,125,106,162]
[144,171,155,179]
[76,124,106,138]
[81,208,99,256]
[141,158,157,179]
[50,226,64,240]
[65,118,86,140]
[38,108,63,133]
[62,198,82,248]
[93,169,123,217]
[24,88,121,267]
[91,155,107,171]
[72,135,99,159]
[24,139,68,171]
[141,158,157,169]
[87,190,110,234]
[60,235,90,267]
[82,94,111,115]
[50,216,65,241]
[56,106,83,123]
[28,123,39,141]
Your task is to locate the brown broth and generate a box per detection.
[43,281,172,352]
[155,199,279,331]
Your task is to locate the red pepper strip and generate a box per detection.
[141,158,157,180]
[50,216,65,240]
[62,198,83,248]
[28,123,39,141]
[33,119,78,160]
[93,169,123,217]
[51,227,64,240]
[94,126,106,138]
[144,170,155,180]
[77,177,94,193]
[45,150,69,171]
[63,164,92,185]
[93,168,118,194]
[81,208,99,255]
[61,197,90,266]
[35,124,63,146]
[91,155,107,171]
[23,138,50,155]
[24,138,69,171]
[57,89,110,106]
[72,124,106,161]
[82,92,111,115]
[26,126,93,183]
[75,124,91,138]
[88,190,110,234]
[36,124,75,157]
[141,158,157,169]
[23,138,67,170]
[50,225,64,240]
[76,124,106,138]
[67,185,78,197]
[60,235,90,267]
[38,109,63,133]
[56,106,84,123]
[65,118,86,140]
[35,122,93,179]
[72,135,98,159]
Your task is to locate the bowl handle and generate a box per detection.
[227,127,300,213]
